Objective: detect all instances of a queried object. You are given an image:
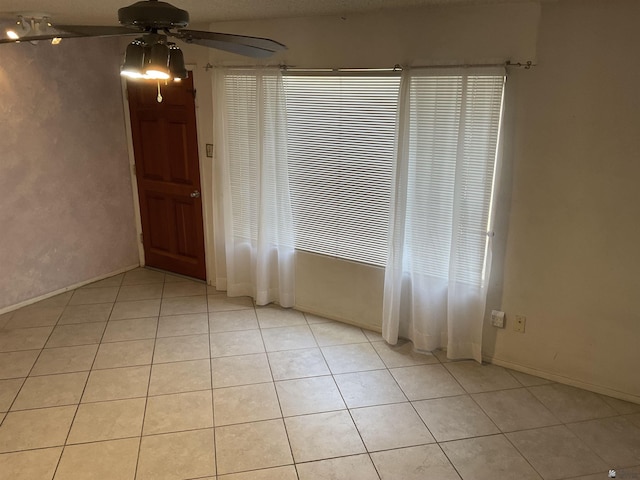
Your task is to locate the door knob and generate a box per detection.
[190,190,201,198]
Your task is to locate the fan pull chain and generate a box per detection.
[157,81,163,103]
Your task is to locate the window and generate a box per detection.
[283,74,401,266]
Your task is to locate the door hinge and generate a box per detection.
[139,232,143,244]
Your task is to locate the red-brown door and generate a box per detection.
[127,75,206,280]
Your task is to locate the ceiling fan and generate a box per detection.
[0,0,286,81]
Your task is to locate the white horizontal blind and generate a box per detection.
[283,75,401,266]
[222,73,259,242]
[404,71,504,286]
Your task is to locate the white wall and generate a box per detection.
[205,0,640,400]
[484,0,640,401]
[0,37,139,311]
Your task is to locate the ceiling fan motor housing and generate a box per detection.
[118,0,189,29]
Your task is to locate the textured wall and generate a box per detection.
[0,37,139,309]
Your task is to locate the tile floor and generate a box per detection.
[0,267,639,480]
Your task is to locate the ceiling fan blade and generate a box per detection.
[174,29,286,58]
[0,32,82,44]
[53,25,141,37]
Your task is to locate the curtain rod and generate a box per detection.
[204,60,535,72]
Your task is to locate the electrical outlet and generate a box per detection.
[514,315,526,333]
[491,310,505,328]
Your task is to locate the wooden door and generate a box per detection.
[127,75,206,280]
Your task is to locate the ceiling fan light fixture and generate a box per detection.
[120,40,146,79]
[144,41,170,80]
[168,44,187,81]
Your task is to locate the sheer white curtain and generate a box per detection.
[213,68,295,306]
[383,68,505,361]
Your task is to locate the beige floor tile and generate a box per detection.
[261,325,317,352]
[321,343,385,374]
[162,281,207,298]
[371,444,461,480]
[444,361,521,393]
[351,402,435,452]
[0,447,62,480]
[0,326,53,352]
[371,340,439,368]
[390,364,464,400]
[441,434,542,480]
[363,329,384,342]
[208,295,255,313]
[219,465,298,480]
[12,372,88,410]
[297,454,380,480]
[267,348,330,381]
[54,437,139,480]
[627,413,640,428]
[285,410,365,463]
[68,397,145,443]
[93,339,154,369]
[311,321,369,347]
[599,395,640,415]
[165,273,197,283]
[0,313,11,330]
[137,429,215,480]
[472,388,560,432]
[214,382,281,426]
[82,365,151,403]
[109,299,161,321]
[304,313,332,325]
[31,344,98,376]
[161,296,208,316]
[82,274,124,289]
[210,329,265,357]
[102,317,158,343]
[154,334,209,363]
[334,369,407,408]
[255,306,305,328]
[58,303,113,325]
[5,306,64,329]
[69,287,119,305]
[0,406,76,452]
[31,292,74,307]
[567,417,640,467]
[209,310,259,333]
[211,353,272,388]
[413,395,499,442]
[215,419,292,475]
[122,268,165,285]
[0,350,40,379]
[507,425,608,480]
[46,322,106,348]
[0,378,24,411]
[116,283,164,302]
[565,466,640,480]
[149,359,211,396]
[157,313,209,337]
[143,390,213,435]
[275,376,345,417]
[309,321,368,346]
[529,384,617,423]
[509,370,553,387]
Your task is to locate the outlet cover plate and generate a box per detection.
[514,315,526,333]
[491,310,505,328]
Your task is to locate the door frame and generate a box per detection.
[120,61,215,283]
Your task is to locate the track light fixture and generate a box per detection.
[121,33,188,83]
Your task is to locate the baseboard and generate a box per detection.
[0,264,140,316]
[293,302,382,333]
[484,354,640,405]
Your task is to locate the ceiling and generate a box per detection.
[0,0,532,26]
